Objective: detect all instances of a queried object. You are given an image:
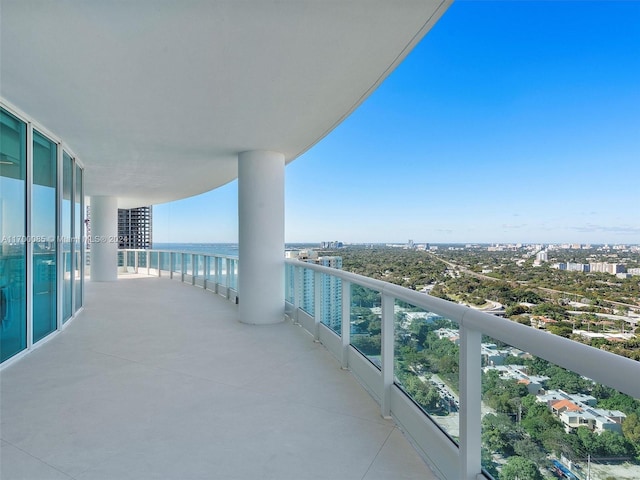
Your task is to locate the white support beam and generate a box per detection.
[89,196,118,282]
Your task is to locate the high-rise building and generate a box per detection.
[287,250,343,331]
[117,206,152,249]
[535,250,548,263]
[318,256,343,331]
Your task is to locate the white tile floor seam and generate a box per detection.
[1,276,439,480]
[359,426,395,480]
[1,439,78,480]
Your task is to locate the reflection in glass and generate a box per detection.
[32,131,57,343]
[0,109,27,361]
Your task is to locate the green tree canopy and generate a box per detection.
[498,456,543,480]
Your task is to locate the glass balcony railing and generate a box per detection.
[283,259,640,480]
[119,249,238,301]
[350,285,381,366]
[117,249,640,480]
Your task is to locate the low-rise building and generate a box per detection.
[532,316,558,329]
[536,390,625,434]
[483,364,549,395]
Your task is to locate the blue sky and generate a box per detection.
[154,1,640,245]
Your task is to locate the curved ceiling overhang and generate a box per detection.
[1,0,451,208]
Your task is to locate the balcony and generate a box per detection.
[0,264,436,479]
[3,249,638,480]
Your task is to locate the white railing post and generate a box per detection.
[459,324,482,480]
[381,292,394,418]
[293,266,302,324]
[341,281,351,369]
[225,258,231,298]
[191,253,196,286]
[134,250,138,274]
[146,250,150,276]
[169,252,174,279]
[181,253,185,283]
[203,256,209,291]
[313,270,321,341]
[214,257,220,294]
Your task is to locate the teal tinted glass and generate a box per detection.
[0,109,27,361]
[32,130,57,342]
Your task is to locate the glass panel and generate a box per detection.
[62,153,72,322]
[229,259,237,290]
[320,272,342,335]
[32,131,57,343]
[74,164,82,311]
[480,339,640,480]
[0,109,27,362]
[207,256,216,282]
[150,251,158,269]
[138,251,147,269]
[159,251,169,271]
[127,251,135,268]
[300,267,315,316]
[197,255,205,277]
[218,257,226,287]
[184,254,192,276]
[285,263,295,304]
[393,300,460,441]
[173,252,181,274]
[349,285,381,368]
[117,251,124,267]
[193,255,200,277]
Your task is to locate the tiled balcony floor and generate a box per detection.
[1,275,438,480]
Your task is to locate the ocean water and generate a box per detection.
[152,243,320,258]
[153,243,239,257]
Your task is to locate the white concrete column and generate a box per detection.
[238,150,284,325]
[90,196,118,282]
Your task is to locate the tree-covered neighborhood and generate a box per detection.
[321,244,640,479]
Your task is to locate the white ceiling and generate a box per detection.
[1,0,451,208]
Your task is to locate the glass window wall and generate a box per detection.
[0,109,27,362]
[32,130,57,343]
[0,106,84,365]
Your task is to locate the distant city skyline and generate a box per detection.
[153,1,640,245]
